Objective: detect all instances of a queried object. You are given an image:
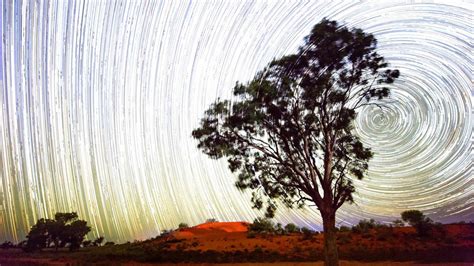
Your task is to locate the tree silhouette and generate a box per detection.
[23,212,91,252]
[23,218,51,252]
[248,217,275,234]
[192,19,399,266]
[284,223,300,233]
[178,222,189,229]
[401,210,433,237]
[93,236,105,247]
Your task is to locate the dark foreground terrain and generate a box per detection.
[1,223,473,265]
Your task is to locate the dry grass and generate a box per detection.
[1,223,473,265]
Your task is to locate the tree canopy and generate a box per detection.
[23,212,91,252]
[401,210,434,237]
[192,19,399,266]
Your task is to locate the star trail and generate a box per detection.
[1,1,472,242]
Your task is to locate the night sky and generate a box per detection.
[1,1,472,242]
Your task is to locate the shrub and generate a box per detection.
[339,225,351,232]
[301,227,314,240]
[93,236,105,246]
[274,223,285,235]
[284,223,300,233]
[401,210,434,237]
[352,219,377,234]
[392,219,405,227]
[0,241,14,249]
[82,240,92,247]
[248,217,275,234]
[206,218,218,223]
[178,223,189,229]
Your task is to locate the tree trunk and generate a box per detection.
[322,211,339,266]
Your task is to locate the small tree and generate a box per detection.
[0,241,14,249]
[192,19,399,266]
[160,229,173,237]
[178,223,189,229]
[275,223,285,235]
[93,236,105,247]
[248,217,275,234]
[352,219,377,234]
[206,218,218,223]
[392,219,404,227]
[401,210,433,237]
[23,212,91,252]
[338,225,351,232]
[285,223,300,233]
[82,240,92,247]
[301,227,314,240]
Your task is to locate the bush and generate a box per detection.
[82,240,92,247]
[274,223,285,235]
[178,223,189,229]
[401,210,434,237]
[0,241,14,249]
[352,219,377,234]
[284,223,300,233]
[93,236,105,246]
[338,225,351,232]
[392,219,404,227]
[301,227,314,240]
[248,217,275,234]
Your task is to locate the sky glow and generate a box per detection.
[0,1,472,242]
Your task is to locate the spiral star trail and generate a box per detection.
[0,1,472,242]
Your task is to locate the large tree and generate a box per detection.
[192,19,399,266]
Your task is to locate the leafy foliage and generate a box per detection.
[338,225,351,232]
[192,19,399,218]
[23,218,51,252]
[352,219,379,234]
[284,223,300,233]
[23,212,91,252]
[301,227,315,240]
[192,19,399,265]
[178,223,189,229]
[401,210,434,237]
[392,219,405,227]
[248,217,275,234]
[93,236,105,247]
